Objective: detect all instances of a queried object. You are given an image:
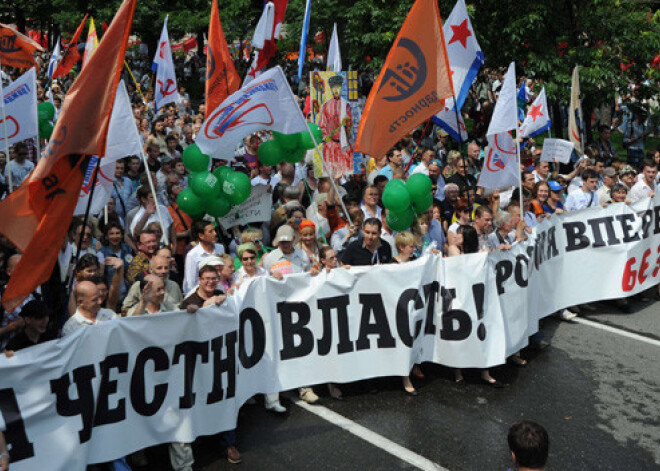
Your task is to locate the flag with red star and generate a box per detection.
[442,0,484,108]
[520,87,551,138]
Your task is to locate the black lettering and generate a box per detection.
[588,216,621,247]
[564,221,590,252]
[439,288,472,341]
[317,295,353,355]
[0,388,34,462]
[49,365,96,443]
[422,282,440,335]
[616,213,640,243]
[172,341,209,409]
[640,210,653,239]
[94,353,128,426]
[396,289,424,348]
[546,226,559,259]
[239,308,266,368]
[207,332,237,404]
[515,255,529,287]
[278,302,314,360]
[495,260,513,295]
[653,205,660,234]
[130,347,169,416]
[534,231,546,269]
[356,294,396,351]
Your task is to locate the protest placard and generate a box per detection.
[217,184,271,228]
[540,138,574,163]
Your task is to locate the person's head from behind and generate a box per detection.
[457,225,479,254]
[508,420,549,470]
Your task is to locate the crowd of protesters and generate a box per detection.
[0,50,659,470]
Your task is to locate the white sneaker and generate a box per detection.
[265,400,287,413]
[299,387,319,404]
[560,309,577,321]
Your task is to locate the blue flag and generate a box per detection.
[297,0,312,80]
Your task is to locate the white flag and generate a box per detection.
[75,81,143,215]
[520,87,551,138]
[326,23,342,72]
[47,38,61,81]
[153,16,180,111]
[197,66,309,161]
[477,132,519,189]
[486,62,517,136]
[0,68,38,147]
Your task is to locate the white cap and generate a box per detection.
[274,225,295,244]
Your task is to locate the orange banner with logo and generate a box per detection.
[0,23,44,69]
[355,0,454,158]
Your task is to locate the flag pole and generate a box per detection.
[0,64,12,192]
[515,103,524,221]
[576,65,585,153]
[451,97,472,221]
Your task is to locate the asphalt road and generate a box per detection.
[134,296,660,471]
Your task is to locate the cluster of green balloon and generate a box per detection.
[257,123,324,166]
[383,174,434,231]
[176,144,252,219]
[37,102,56,140]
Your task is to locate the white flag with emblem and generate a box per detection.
[196,66,309,161]
[74,81,143,215]
[0,67,38,146]
[152,16,180,111]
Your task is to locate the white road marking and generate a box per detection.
[574,318,660,348]
[294,399,448,471]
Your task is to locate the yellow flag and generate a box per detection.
[82,18,99,68]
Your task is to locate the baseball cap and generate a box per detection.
[199,256,224,270]
[602,167,616,178]
[274,225,295,244]
[548,180,562,192]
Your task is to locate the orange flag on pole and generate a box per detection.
[205,0,241,117]
[355,0,454,158]
[53,14,88,79]
[0,0,136,311]
[0,23,44,69]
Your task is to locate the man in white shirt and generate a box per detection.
[183,220,225,294]
[62,281,117,336]
[629,160,658,204]
[251,162,281,189]
[565,169,599,211]
[410,148,435,176]
[5,143,34,190]
[262,225,311,277]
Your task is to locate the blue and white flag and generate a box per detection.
[432,0,484,141]
[516,82,526,122]
[47,37,61,81]
[152,16,179,111]
[520,87,551,138]
[432,97,467,142]
[297,0,312,80]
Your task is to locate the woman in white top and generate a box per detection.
[447,202,472,246]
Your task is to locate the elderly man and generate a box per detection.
[596,167,618,206]
[123,255,183,314]
[127,275,170,316]
[262,225,312,278]
[62,281,117,336]
[126,230,159,284]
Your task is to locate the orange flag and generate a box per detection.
[0,0,136,311]
[355,0,454,158]
[0,23,44,69]
[205,0,241,117]
[53,14,88,79]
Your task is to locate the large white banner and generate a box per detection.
[0,68,38,146]
[3,196,660,470]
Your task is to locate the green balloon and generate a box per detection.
[38,121,54,140]
[182,144,209,172]
[205,196,232,218]
[222,171,252,205]
[386,207,415,232]
[212,165,234,186]
[300,123,324,149]
[406,173,433,202]
[37,102,56,121]
[189,171,221,199]
[272,131,302,151]
[382,179,411,213]
[258,139,285,167]
[177,188,204,217]
[283,147,306,164]
[412,192,433,214]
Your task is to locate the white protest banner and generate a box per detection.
[0,68,38,146]
[540,138,574,164]
[218,184,271,228]
[4,195,660,470]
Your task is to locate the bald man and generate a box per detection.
[121,255,182,315]
[128,275,168,316]
[62,281,117,336]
